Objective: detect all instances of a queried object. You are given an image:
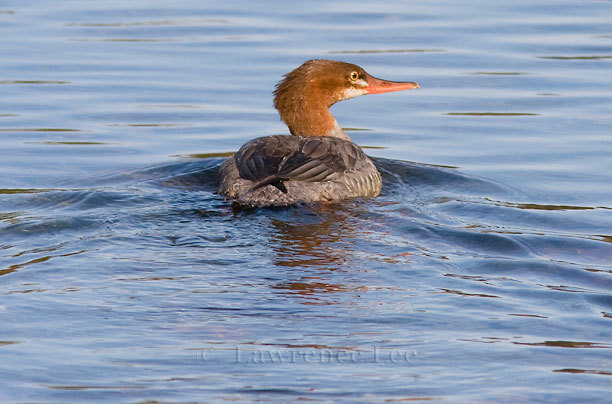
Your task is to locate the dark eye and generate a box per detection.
[349,71,359,81]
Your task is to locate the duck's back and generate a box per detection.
[218,135,381,206]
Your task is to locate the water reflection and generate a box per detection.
[470,72,528,75]
[71,38,180,43]
[0,188,58,194]
[1,256,51,276]
[268,205,359,270]
[554,368,612,375]
[493,201,598,211]
[0,80,70,84]
[262,204,373,302]
[599,235,612,244]
[66,18,230,27]
[440,288,500,298]
[25,141,109,145]
[271,281,352,298]
[514,340,612,348]
[176,152,235,159]
[538,55,612,60]
[0,212,20,224]
[1,250,86,278]
[0,128,82,132]
[330,49,444,54]
[71,35,272,43]
[107,123,185,127]
[445,112,538,116]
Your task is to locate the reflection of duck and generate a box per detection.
[267,206,364,302]
[269,207,351,270]
[218,59,418,206]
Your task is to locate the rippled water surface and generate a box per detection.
[1,1,612,403]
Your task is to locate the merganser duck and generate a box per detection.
[218,59,419,206]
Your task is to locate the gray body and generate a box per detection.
[218,135,381,206]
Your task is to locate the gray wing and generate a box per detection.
[234,135,365,192]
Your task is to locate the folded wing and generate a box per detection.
[234,135,365,192]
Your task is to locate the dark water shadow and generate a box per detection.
[83,155,520,215]
[86,158,224,191]
[538,55,612,60]
[88,155,507,200]
[373,157,518,198]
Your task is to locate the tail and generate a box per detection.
[248,175,288,193]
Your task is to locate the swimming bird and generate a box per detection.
[218,59,419,206]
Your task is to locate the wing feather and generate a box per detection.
[233,135,365,189]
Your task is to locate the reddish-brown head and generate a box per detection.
[273,59,419,139]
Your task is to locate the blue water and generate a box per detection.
[1,1,611,403]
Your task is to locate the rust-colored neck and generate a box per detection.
[273,61,351,140]
[276,99,348,140]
